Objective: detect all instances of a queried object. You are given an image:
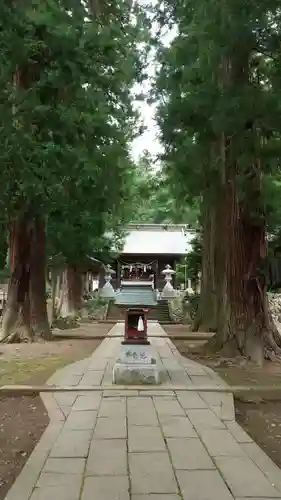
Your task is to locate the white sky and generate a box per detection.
[131,95,159,160]
[131,68,160,161]
[130,1,176,162]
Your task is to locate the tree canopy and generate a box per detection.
[130,151,199,225]
[1,0,150,258]
[154,0,281,361]
[0,0,150,340]
[3,0,281,361]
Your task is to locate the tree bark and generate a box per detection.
[204,176,268,363]
[194,199,217,332]
[50,267,60,325]
[202,44,271,362]
[0,214,31,342]
[66,265,83,317]
[57,269,68,318]
[20,293,33,341]
[58,265,82,319]
[213,194,229,347]
[0,214,52,342]
[224,163,267,363]
[29,215,52,340]
[205,145,268,362]
[198,163,230,350]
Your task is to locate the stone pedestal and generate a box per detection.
[112,344,160,385]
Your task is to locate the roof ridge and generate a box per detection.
[127,223,196,231]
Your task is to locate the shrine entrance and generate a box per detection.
[120,262,156,288]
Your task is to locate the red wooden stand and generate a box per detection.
[122,308,150,345]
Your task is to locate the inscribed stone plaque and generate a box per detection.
[118,345,153,365]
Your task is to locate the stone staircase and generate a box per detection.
[106,302,125,322]
[107,299,172,324]
[148,299,171,324]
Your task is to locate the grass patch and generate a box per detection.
[0,338,102,386]
[0,356,77,385]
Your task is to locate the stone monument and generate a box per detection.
[112,307,161,385]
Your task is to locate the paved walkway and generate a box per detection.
[5,322,281,500]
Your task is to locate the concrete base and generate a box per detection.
[112,363,160,385]
[122,340,150,345]
[112,344,161,385]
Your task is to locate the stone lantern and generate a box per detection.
[186,278,194,295]
[100,264,116,299]
[161,264,176,298]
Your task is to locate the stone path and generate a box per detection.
[5,322,281,500]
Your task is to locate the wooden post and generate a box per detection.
[155,259,159,291]
[117,260,121,289]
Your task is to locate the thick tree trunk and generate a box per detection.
[203,47,270,362]
[207,158,268,363]
[224,167,267,363]
[56,270,64,315]
[1,282,21,342]
[50,267,60,325]
[59,265,82,319]
[29,216,52,340]
[0,215,32,342]
[1,214,52,342]
[57,269,68,317]
[199,167,230,351]
[66,265,83,317]
[60,273,68,319]
[194,200,217,332]
[213,160,230,347]
[20,294,33,341]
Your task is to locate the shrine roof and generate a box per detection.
[115,284,157,306]
[121,224,196,256]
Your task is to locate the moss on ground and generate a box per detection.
[0,356,79,385]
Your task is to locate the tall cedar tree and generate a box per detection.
[155,0,281,362]
[0,0,148,341]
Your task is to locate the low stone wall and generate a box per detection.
[83,297,109,321]
[168,296,184,323]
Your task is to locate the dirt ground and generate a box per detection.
[164,324,281,470]
[0,395,48,498]
[0,322,112,500]
[3,322,281,498]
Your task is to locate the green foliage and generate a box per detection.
[0,0,150,264]
[176,233,201,285]
[186,293,200,321]
[85,295,109,321]
[86,296,108,311]
[154,0,281,233]
[184,234,202,281]
[130,151,199,224]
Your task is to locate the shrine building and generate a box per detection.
[101,223,195,292]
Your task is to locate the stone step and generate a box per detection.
[107,301,172,324]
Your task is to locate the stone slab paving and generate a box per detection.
[5,321,281,500]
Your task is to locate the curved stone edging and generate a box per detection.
[5,321,281,500]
